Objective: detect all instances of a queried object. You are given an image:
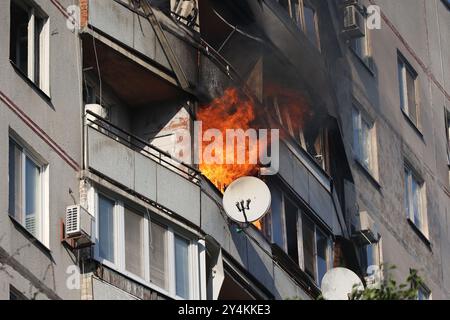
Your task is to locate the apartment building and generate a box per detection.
[0,0,449,300]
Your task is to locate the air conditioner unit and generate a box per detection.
[65,205,93,240]
[85,103,107,121]
[343,5,366,39]
[352,211,379,243]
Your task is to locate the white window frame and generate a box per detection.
[398,54,419,126]
[352,105,377,176]
[91,188,201,300]
[8,136,49,247]
[10,0,50,95]
[404,165,428,237]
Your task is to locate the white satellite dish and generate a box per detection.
[321,267,364,300]
[222,176,271,224]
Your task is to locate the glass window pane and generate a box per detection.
[302,214,315,279]
[124,208,144,278]
[352,108,361,158]
[10,1,30,75]
[291,0,301,28]
[271,187,285,249]
[398,60,406,111]
[175,235,190,299]
[412,178,422,230]
[362,120,372,169]
[25,157,40,237]
[8,140,23,219]
[285,198,299,264]
[316,230,328,286]
[303,6,318,47]
[406,69,417,124]
[404,170,410,219]
[149,221,168,290]
[98,195,115,263]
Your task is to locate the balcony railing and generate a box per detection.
[85,110,201,185]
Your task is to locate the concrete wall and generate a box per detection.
[334,0,450,299]
[0,0,82,299]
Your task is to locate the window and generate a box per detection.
[404,166,427,236]
[398,54,419,126]
[350,22,371,65]
[264,185,332,286]
[302,2,320,48]
[98,195,115,263]
[352,106,376,174]
[94,190,200,299]
[278,0,320,49]
[10,0,49,94]
[124,208,145,278]
[8,138,46,242]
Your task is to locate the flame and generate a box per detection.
[197,88,260,192]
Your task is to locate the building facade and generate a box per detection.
[0,0,449,300]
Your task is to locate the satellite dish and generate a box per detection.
[222,176,271,223]
[321,267,364,300]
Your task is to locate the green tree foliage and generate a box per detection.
[350,266,423,300]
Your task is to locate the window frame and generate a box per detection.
[279,0,321,49]
[10,0,50,95]
[92,188,201,300]
[265,185,332,286]
[8,135,49,246]
[404,165,428,238]
[352,105,376,176]
[398,53,419,127]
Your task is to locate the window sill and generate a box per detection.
[349,47,375,77]
[401,109,424,140]
[10,60,52,105]
[354,158,381,191]
[407,218,432,250]
[9,215,52,257]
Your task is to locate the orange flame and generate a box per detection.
[197,88,260,193]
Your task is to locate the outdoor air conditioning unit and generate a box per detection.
[65,205,93,240]
[343,5,366,39]
[352,211,379,243]
[85,104,107,120]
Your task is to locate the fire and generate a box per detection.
[197,88,260,192]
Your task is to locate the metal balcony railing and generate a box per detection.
[85,110,201,185]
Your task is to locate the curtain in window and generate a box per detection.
[99,195,115,263]
[303,5,317,46]
[404,169,410,218]
[398,60,407,111]
[125,208,144,278]
[25,157,40,237]
[149,221,168,290]
[175,236,190,298]
[361,120,371,169]
[411,178,422,230]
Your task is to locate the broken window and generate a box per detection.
[10,0,50,94]
[9,137,45,242]
[398,53,419,126]
[94,190,200,299]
